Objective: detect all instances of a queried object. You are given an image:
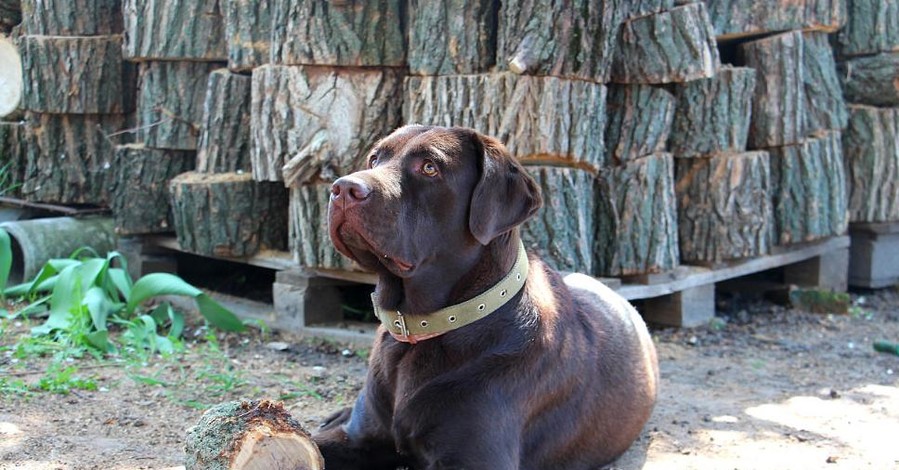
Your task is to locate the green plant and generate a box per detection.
[0,161,22,198]
[36,363,98,395]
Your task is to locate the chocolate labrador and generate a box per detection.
[321,125,659,469]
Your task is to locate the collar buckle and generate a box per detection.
[393,312,410,338]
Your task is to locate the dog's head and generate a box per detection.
[328,125,542,280]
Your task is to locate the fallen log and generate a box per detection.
[704,0,845,40]
[837,0,899,57]
[224,0,272,72]
[843,105,899,223]
[0,35,22,118]
[407,0,495,75]
[289,184,360,271]
[837,52,899,108]
[604,84,675,163]
[197,69,253,173]
[802,31,847,135]
[123,0,226,61]
[20,0,121,35]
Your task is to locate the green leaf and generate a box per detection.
[168,307,185,339]
[48,264,81,319]
[78,258,109,291]
[85,330,112,352]
[107,268,132,301]
[196,294,245,332]
[0,228,11,294]
[126,273,201,314]
[83,287,115,332]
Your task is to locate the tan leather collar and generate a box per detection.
[372,241,530,344]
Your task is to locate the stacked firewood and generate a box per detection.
[0,2,23,196]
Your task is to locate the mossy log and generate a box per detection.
[137,61,223,151]
[738,31,807,149]
[21,35,135,114]
[169,171,289,257]
[122,0,226,61]
[21,113,131,205]
[110,144,195,235]
[520,167,595,274]
[669,67,756,158]
[837,0,899,57]
[250,65,403,183]
[289,184,360,271]
[837,52,899,108]
[404,73,607,169]
[843,105,899,223]
[0,0,20,33]
[197,69,252,173]
[496,0,622,82]
[224,0,272,72]
[0,121,25,197]
[676,152,773,264]
[803,32,848,135]
[769,132,848,245]
[704,0,845,40]
[407,0,496,75]
[270,0,404,66]
[185,400,323,470]
[595,152,679,277]
[610,3,720,84]
[21,0,121,35]
[604,84,675,164]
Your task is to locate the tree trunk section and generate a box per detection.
[169,172,288,257]
[520,167,595,274]
[138,61,223,151]
[123,0,226,61]
[21,35,136,114]
[595,152,679,277]
[20,0,121,35]
[803,31,848,135]
[843,105,899,223]
[622,0,675,20]
[610,3,720,84]
[185,400,323,470]
[0,35,22,118]
[769,132,848,246]
[0,0,21,34]
[224,0,272,72]
[496,0,622,82]
[251,65,404,183]
[0,121,25,197]
[837,52,899,107]
[197,69,252,173]
[604,84,675,164]
[739,31,807,148]
[676,151,773,264]
[270,0,404,66]
[704,0,845,40]
[837,0,899,57]
[407,0,496,75]
[289,184,360,271]
[404,73,608,170]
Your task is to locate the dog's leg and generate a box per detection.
[313,393,409,470]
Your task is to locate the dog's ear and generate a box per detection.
[468,132,543,245]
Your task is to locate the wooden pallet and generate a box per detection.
[848,222,899,289]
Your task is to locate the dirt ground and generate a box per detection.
[1,286,898,470]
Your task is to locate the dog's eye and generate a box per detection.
[421,160,438,177]
[368,155,378,169]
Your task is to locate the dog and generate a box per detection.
[320,125,659,469]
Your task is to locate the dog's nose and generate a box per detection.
[331,176,372,208]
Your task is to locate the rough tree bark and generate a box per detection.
[610,2,720,84]
[122,0,226,61]
[622,0,675,20]
[837,0,899,57]
[250,65,403,183]
[676,152,772,264]
[703,0,845,40]
[197,69,252,173]
[111,144,195,235]
[224,0,272,72]
[843,105,899,223]
[20,0,121,35]
[270,0,404,66]
[738,31,807,149]
[595,152,679,277]
[21,35,135,114]
[407,0,496,75]
[604,84,675,164]
[837,52,899,108]
[669,66,756,158]
[0,121,25,197]
[137,61,223,151]
[289,184,359,271]
[0,0,20,33]
[803,31,848,135]
[404,73,607,170]
[169,171,288,257]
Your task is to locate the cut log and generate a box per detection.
[520,167,595,274]
[289,184,360,271]
[197,69,252,173]
[138,61,223,151]
[250,65,403,183]
[0,0,20,34]
[20,0,122,35]
[22,112,131,205]
[622,0,675,20]
[610,3,720,84]
[595,152,679,277]
[407,0,496,75]
[169,171,288,257]
[669,67,756,158]
[0,121,25,197]
[769,132,848,245]
[837,52,899,108]
[496,0,622,82]
[122,0,226,61]
[270,0,404,66]
[604,84,675,164]
[185,400,323,470]
[843,105,899,223]
[738,31,807,148]
[802,31,848,135]
[404,73,608,170]
[0,35,22,118]
[111,144,194,235]
[224,0,272,72]
[837,0,899,57]
[676,151,773,264]
[21,35,136,114]
[704,0,845,40]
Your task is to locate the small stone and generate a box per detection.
[826,455,839,464]
[310,366,328,378]
[265,342,291,352]
[829,389,840,399]
[341,349,354,358]
[687,336,698,346]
